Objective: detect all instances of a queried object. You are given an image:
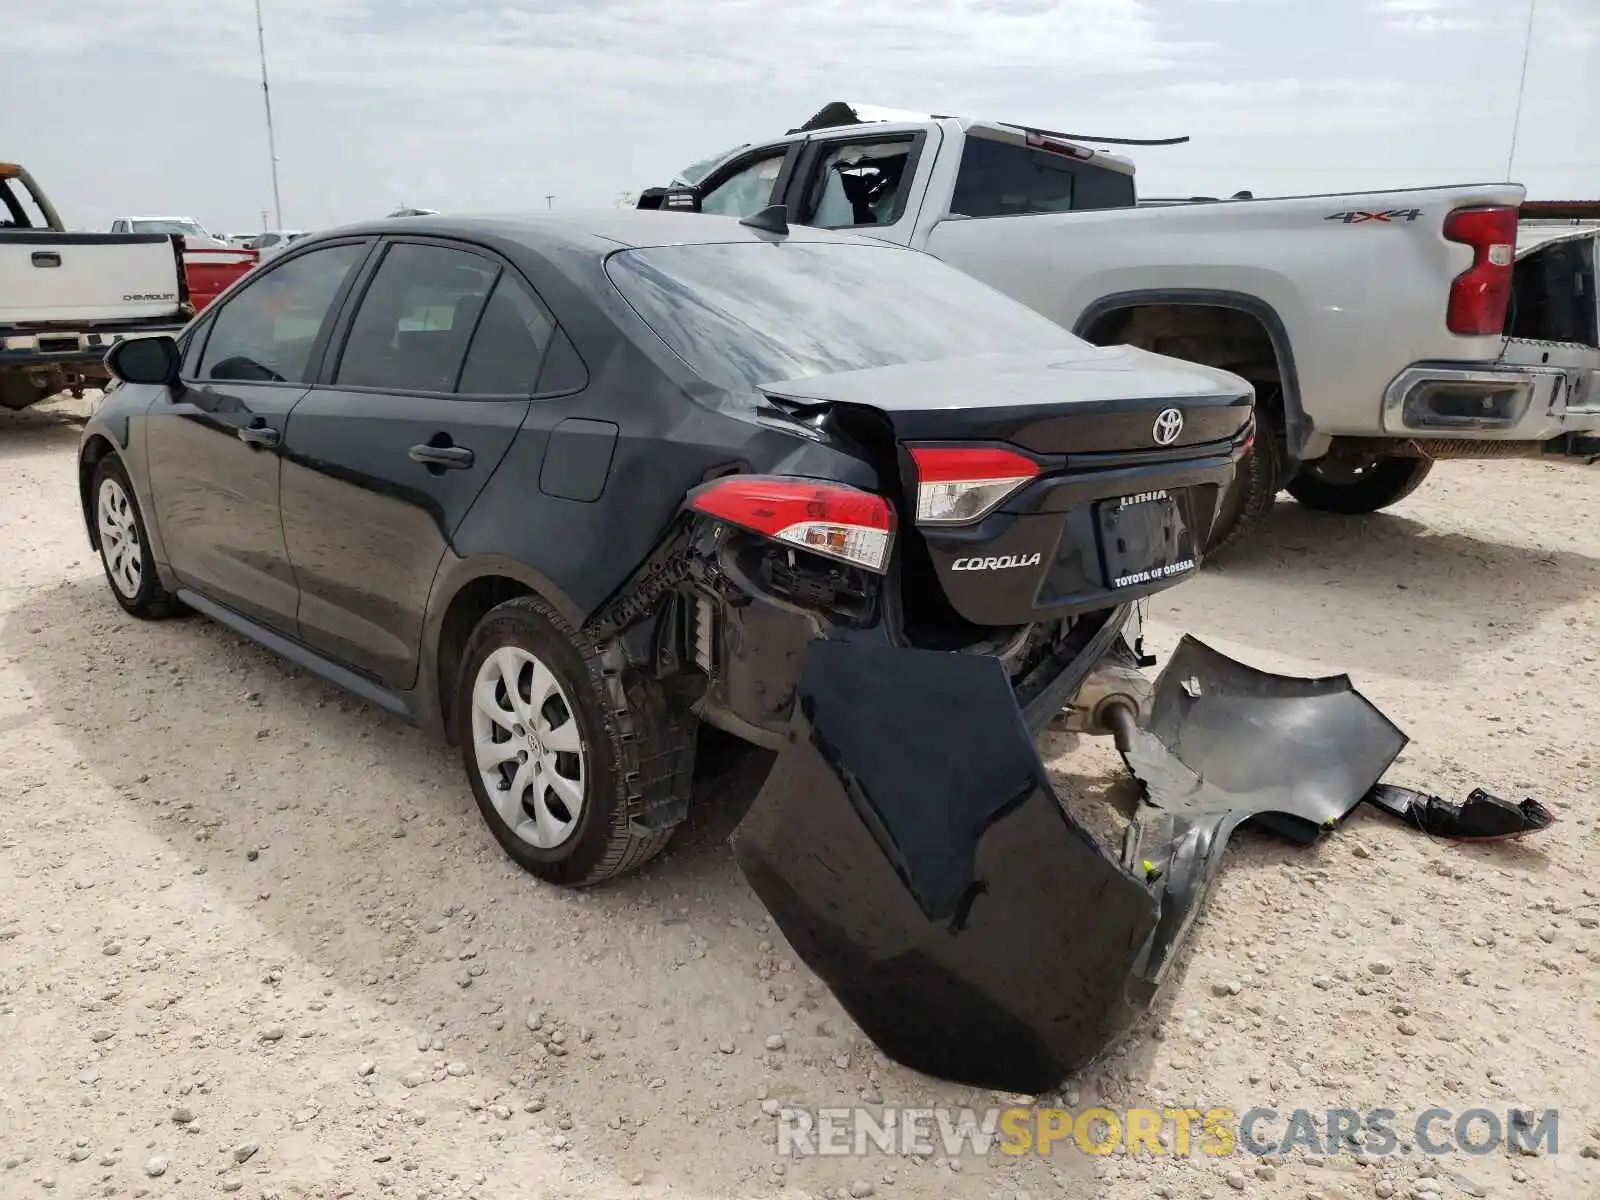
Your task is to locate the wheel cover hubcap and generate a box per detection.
[96,477,143,599]
[469,646,586,850]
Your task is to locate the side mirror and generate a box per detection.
[105,335,181,386]
[636,187,667,210]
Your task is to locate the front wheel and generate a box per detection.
[1285,455,1433,515]
[91,456,184,619]
[454,596,692,887]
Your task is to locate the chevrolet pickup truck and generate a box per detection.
[642,103,1600,554]
[2,162,191,411]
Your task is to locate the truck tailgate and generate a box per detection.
[0,233,185,326]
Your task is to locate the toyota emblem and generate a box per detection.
[1152,407,1184,446]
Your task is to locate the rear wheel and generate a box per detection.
[454,595,692,887]
[1286,454,1433,515]
[92,456,183,619]
[1202,394,1287,558]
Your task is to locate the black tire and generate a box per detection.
[1202,398,1287,559]
[1285,455,1434,515]
[90,455,184,619]
[454,595,694,887]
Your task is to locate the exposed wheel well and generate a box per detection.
[78,435,117,549]
[435,574,536,742]
[1078,302,1287,432]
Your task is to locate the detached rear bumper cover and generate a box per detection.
[732,635,1409,1094]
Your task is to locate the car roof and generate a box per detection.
[302,209,887,256]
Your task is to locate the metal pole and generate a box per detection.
[545,194,555,210]
[255,0,284,228]
[1504,0,1537,181]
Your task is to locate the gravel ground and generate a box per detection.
[2,394,1597,1200]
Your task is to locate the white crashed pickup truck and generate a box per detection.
[2,162,191,411]
[642,102,1600,553]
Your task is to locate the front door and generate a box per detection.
[144,239,370,632]
[277,238,556,688]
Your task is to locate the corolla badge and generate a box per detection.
[1152,407,1184,446]
[951,553,1043,572]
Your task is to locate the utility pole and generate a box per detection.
[260,209,269,232]
[255,0,284,228]
[545,194,556,210]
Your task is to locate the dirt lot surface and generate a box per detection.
[3,395,1597,1200]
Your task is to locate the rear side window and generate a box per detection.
[951,136,1135,218]
[334,243,498,392]
[455,278,556,394]
[198,242,366,383]
[803,139,915,229]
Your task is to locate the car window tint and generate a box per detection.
[335,243,498,392]
[699,154,785,218]
[804,139,913,229]
[950,135,1134,217]
[607,241,1083,396]
[455,277,555,395]
[198,242,365,383]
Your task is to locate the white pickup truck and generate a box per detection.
[2,162,191,411]
[642,102,1600,553]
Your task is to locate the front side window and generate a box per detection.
[607,241,1084,395]
[334,242,499,393]
[198,242,366,383]
[802,139,914,229]
[699,154,785,219]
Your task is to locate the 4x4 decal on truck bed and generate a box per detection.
[1324,208,1424,223]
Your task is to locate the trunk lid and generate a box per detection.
[762,345,1253,629]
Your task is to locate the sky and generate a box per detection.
[3,0,1594,236]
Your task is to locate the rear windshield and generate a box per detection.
[605,240,1083,393]
[134,219,206,237]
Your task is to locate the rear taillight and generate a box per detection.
[685,475,895,574]
[909,446,1041,525]
[1443,205,1518,337]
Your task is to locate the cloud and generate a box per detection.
[1367,0,1497,32]
[6,0,1209,98]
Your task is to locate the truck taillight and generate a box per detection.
[1443,205,1518,337]
[686,475,895,574]
[909,446,1041,525]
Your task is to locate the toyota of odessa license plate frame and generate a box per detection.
[1095,489,1197,590]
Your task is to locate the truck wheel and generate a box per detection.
[1202,407,1286,559]
[454,595,693,887]
[1285,455,1433,515]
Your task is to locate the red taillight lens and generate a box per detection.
[909,446,1041,525]
[685,475,895,574]
[1443,205,1518,337]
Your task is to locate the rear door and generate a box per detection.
[145,238,371,631]
[276,238,554,689]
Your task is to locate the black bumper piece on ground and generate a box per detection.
[731,633,1417,1095]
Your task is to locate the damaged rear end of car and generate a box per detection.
[597,231,1283,1091]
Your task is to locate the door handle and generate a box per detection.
[408,442,474,469]
[237,424,280,448]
